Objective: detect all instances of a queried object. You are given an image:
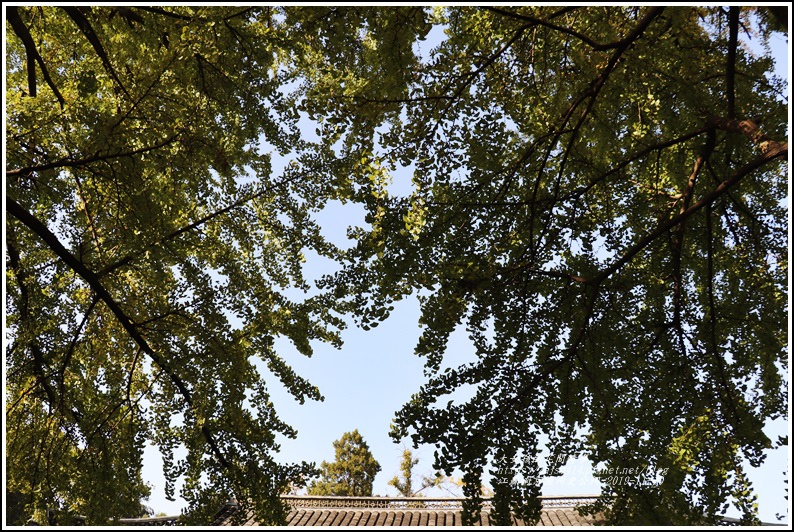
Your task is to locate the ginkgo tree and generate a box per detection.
[283,5,788,526]
[5,5,348,525]
[5,5,788,527]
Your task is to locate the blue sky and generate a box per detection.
[141,10,790,524]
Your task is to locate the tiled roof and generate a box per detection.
[63,496,776,526]
[212,496,604,526]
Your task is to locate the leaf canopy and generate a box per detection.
[5,5,788,526]
[6,5,342,525]
[285,5,788,525]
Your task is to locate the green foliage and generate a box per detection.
[6,5,788,526]
[388,449,420,497]
[5,6,337,525]
[287,5,787,526]
[308,430,382,496]
[387,448,447,497]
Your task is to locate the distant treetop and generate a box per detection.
[308,430,382,497]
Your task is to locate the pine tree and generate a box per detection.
[308,430,382,496]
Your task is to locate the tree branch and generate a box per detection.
[726,7,740,119]
[669,129,716,345]
[6,196,231,470]
[6,135,178,178]
[704,204,741,428]
[450,23,532,100]
[6,7,66,107]
[61,7,132,101]
[131,6,195,21]
[586,141,787,286]
[58,295,100,408]
[565,126,713,202]
[521,6,665,267]
[709,116,785,155]
[6,231,59,409]
[485,7,639,51]
[96,171,307,279]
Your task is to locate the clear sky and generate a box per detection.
[141,9,790,524]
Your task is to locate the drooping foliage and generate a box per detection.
[5,6,343,525]
[307,430,382,496]
[5,5,788,526]
[284,6,788,526]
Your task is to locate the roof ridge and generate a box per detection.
[278,494,601,510]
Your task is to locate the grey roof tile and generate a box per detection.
[213,496,606,526]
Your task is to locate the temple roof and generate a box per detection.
[211,495,603,526]
[87,495,775,526]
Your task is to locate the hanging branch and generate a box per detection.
[6,7,66,107]
[726,7,740,119]
[6,196,231,470]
